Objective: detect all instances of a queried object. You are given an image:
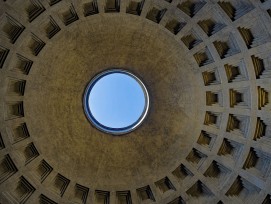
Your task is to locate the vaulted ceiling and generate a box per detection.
[0,0,271,203]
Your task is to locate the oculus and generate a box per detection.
[83,69,149,135]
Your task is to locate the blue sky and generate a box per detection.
[88,73,145,128]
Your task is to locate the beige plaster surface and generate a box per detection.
[24,15,203,189]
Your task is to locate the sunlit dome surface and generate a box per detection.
[84,70,149,134]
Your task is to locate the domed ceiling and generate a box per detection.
[0,0,271,203]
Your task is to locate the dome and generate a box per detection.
[0,0,271,203]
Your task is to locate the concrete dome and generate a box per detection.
[0,0,271,203]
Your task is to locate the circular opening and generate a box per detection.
[83,69,149,135]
